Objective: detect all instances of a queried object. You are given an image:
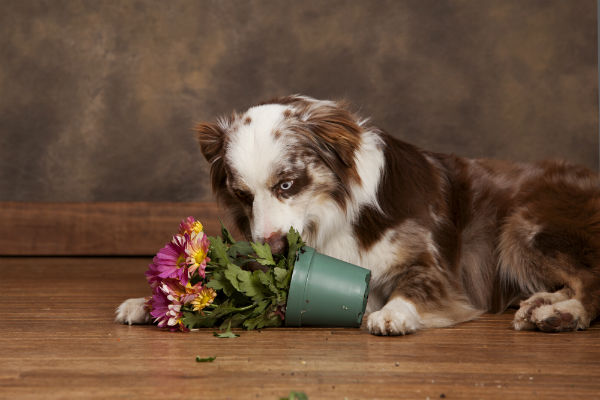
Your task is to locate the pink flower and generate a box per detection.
[179,216,204,236]
[147,287,176,330]
[144,217,214,332]
[148,234,190,286]
[146,278,205,332]
[185,231,211,278]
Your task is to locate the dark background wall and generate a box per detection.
[0,0,597,202]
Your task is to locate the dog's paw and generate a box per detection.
[513,290,590,332]
[512,291,569,331]
[115,297,151,325]
[367,298,422,336]
[530,300,589,332]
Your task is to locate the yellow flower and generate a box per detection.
[190,221,204,235]
[179,217,204,236]
[191,287,217,312]
[185,231,210,277]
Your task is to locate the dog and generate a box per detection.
[117,95,600,335]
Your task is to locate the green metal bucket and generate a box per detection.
[285,246,371,327]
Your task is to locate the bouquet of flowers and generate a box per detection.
[145,217,304,332]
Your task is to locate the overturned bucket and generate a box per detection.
[285,246,371,327]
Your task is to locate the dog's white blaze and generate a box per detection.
[227,105,288,189]
[227,104,309,240]
[251,189,305,240]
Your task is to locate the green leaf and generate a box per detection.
[227,241,254,258]
[206,271,235,297]
[224,263,244,292]
[227,311,253,328]
[241,300,269,329]
[209,236,230,264]
[243,301,285,330]
[243,312,270,330]
[213,330,239,338]
[276,258,286,270]
[195,356,216,363]
[182,311,217,329]
[221,222,236,244]
[251,242,276,266]
[213,320,239,338]
[242,315,264,330]
[273,267,288,288]
[257,270,279,295]
[238,270,267,302]
[210,300,255,319]
[222,263,268,302]
[205,271,225,290]
[286,227,304,266]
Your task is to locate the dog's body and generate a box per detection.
[117,95,600,335]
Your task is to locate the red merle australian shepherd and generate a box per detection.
[117,95,600,335]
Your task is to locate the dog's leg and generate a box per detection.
[115,297,151,325]
[367,265,481,336]
[501,215,600,332]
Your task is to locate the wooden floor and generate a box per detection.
[1,257,599,400]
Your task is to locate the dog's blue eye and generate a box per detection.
[280,181,293,190]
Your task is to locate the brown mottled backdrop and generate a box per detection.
[0,0,597,202]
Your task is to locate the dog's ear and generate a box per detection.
[195,122,226,164]
[195,122,228,193]
[195,121,250,237]
[304,105,362,181]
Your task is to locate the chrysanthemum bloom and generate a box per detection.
[144,217,213,332]
[180,280,205,304]
[147,279,205,331]
[147,285,182,331]
[150,234,190,286]
[179,216,204,236]
[191,287,217,312]
[185,231,210,278]
[146,278,210,331]
[165,303,183,328]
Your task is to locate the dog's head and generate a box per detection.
[196,95,371,252]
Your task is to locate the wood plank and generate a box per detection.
[0,202,230,256]
[1,256,599,399]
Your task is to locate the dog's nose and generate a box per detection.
[265,232,288,255]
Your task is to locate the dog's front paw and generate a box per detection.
[115,297,151,325]
[367,298,422,336]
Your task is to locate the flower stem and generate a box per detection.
[204,303,256,312]
[234,304,257,312]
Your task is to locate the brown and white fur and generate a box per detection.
[117,95,600,335]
